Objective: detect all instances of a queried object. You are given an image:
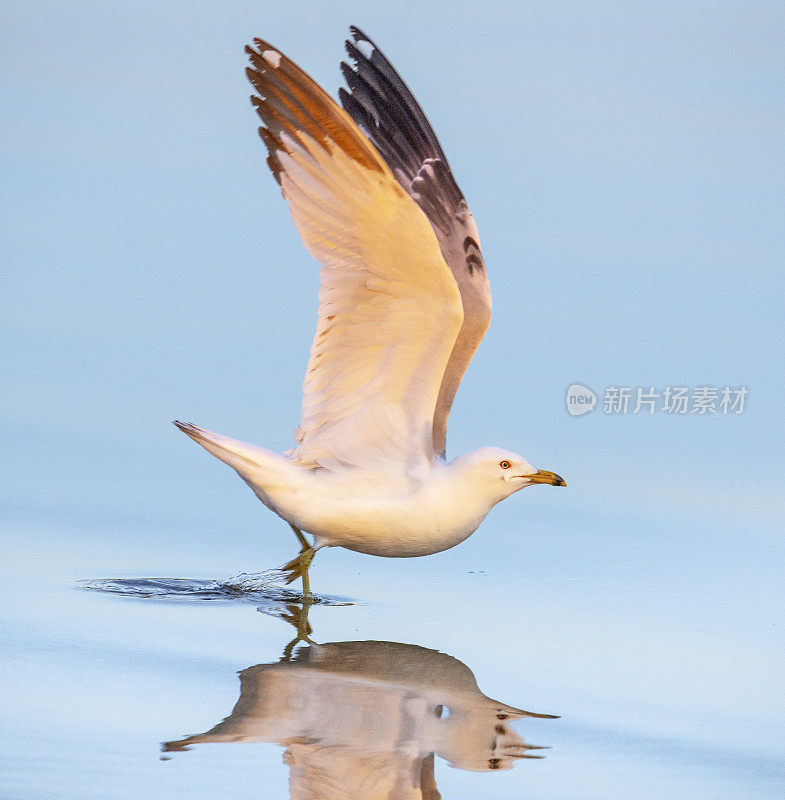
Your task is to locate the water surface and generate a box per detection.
[2,501,783,800]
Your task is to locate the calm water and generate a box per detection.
[3,476,783,799]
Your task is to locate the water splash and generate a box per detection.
[79,572,352,606]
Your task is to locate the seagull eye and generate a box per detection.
[500,460,510,469]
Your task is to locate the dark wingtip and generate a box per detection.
[339,61,355,84]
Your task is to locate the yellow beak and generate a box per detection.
[526,469,567,487]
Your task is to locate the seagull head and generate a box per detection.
[454,447,566,503]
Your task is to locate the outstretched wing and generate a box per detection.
[339,26,492,458]
[246,41,463,479]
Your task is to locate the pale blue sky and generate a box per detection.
[3,1,783,520]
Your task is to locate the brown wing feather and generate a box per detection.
[244,40,464,475]
[246,40,387,180]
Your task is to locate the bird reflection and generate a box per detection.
[163,603,557,799]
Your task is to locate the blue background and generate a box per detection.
[2,2,784,798]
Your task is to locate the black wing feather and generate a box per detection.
[340,26,463,211]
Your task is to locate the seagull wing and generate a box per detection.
[339,26,493,458]
[246,41,464,478]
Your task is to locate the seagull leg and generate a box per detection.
[289,523,311,551]
[282,524,316,600]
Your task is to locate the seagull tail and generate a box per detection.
[172,420,281,474]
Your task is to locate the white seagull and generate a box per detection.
[175,28,565,597]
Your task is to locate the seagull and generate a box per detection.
[174,27,565,598]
